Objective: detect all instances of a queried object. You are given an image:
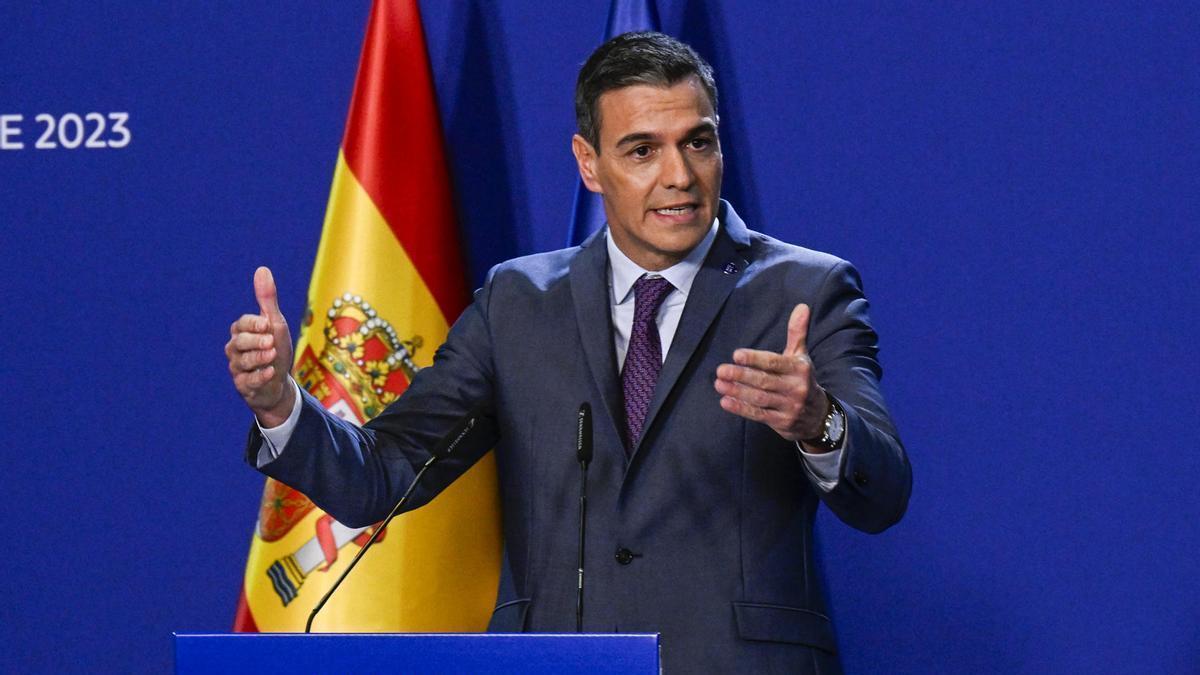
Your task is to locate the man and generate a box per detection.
[227,32,910,673]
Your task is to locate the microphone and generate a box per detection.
[305,404,487,633]
[575,402,592,633]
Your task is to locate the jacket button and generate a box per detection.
[615,547,635,565]
[853,470,869,487]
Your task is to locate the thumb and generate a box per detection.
[254,266,283,322]
[784,303,811,356]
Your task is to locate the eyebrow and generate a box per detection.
[613,121,718,149]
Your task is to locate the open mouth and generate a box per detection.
[653,205,696,216]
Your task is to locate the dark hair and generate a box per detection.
[575,32,718,152]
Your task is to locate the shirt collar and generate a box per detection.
[607,217,720,305]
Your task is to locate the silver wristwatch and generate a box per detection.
[803,394,845,451]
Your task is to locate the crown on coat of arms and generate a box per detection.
[296,292,422,421]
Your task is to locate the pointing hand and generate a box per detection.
[713,303,832,450]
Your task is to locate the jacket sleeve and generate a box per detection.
[805,260,912,533]
[243,270,502,529]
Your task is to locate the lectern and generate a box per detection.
[174,633,660,673]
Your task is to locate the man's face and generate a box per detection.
[573,75,723,271]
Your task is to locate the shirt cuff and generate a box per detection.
[796,439,845,492]
[255,378,303,468]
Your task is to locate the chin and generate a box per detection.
[659,232,708,256]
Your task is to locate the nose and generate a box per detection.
[660,146,695,191]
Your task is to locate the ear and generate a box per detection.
[571,134,603,194]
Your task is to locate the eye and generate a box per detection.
[688,137,713,151]
[631,145,652,158]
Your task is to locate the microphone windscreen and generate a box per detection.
[431,403,487,459]
[576,402,593,464]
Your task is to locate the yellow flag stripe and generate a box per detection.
[298,151,449,364]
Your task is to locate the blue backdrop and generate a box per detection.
[1,1,1196,672]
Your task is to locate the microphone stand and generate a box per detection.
[305,454,438,633]
[304,406,484,633]
[575,403,592,633]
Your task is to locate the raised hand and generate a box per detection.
[713,303,832,448]
[225,266,296,427]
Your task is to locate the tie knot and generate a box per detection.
[633,275,674,311]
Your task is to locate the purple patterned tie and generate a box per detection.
[621,275,674,451]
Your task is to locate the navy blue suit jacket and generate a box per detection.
[250,201,911,673]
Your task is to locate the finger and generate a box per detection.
[231,314,269,336]
[234,350,275,373]
[231,332,274,352]
[719,395,790,428]
[732,348,796,375]
[255,268,292,355]
[720,394,765,422]
[720,393,787,420]
[234,348,277,372]
[716,363,779,392]
[224,338,241,363]
[236,365,277,392]
[254,266,283,321]
[714,377,790,411]
[783,303,810,357]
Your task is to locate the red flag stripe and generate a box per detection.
[232,587,259,632]
[342,0,469,320]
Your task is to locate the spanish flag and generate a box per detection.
[233,0,502,632]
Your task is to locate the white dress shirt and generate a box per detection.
[259,220,842,490]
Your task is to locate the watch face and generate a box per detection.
[827,409,845,443]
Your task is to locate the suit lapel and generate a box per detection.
[628,202,753,462]
[569,229,626,454]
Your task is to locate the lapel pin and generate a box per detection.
[723,262,739,275]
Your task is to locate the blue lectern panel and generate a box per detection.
[174,633,659,674]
